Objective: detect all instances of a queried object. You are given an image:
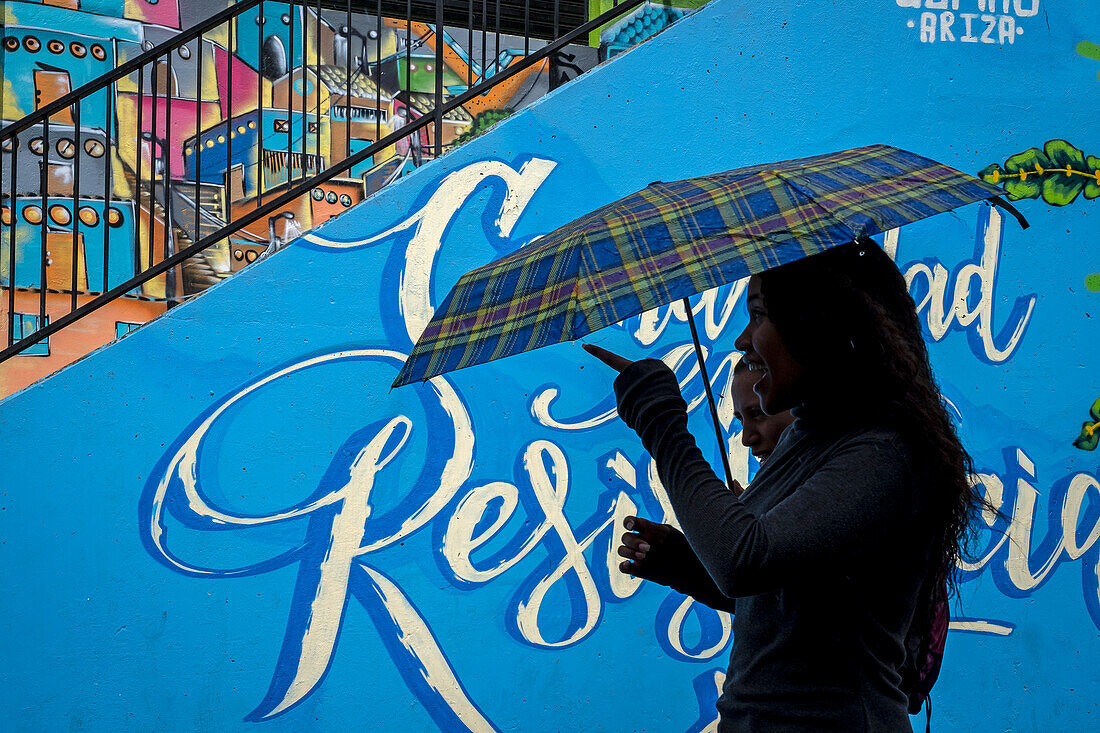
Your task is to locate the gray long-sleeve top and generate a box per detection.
[614,359,933,733]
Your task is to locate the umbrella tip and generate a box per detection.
[989,196,1030,230]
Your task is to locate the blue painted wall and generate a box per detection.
[2,0,1098,729]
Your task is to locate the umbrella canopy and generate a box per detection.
[392,144,1020,388]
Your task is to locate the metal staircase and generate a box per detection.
[0,0,660,370]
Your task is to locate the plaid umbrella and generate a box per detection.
[393,144,1023,389]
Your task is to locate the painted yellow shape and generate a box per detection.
[1,78,26,119]
[206,25,230,50]
[113,95,141,173]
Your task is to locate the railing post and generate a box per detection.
[136,66,145,281]
[376,0,383,150]
[6,135,16,348]
[150,59,160,298]
[406,0,412,164]
[299,1,307,183]
[435,0,444,159]
[258,0,265,204]
[287,4,296,186]
[104,81,115,296]
[227,20,234,232]
[194,36,203,246]
[39,116,48,332]
[314,0,321,168]
[72,103,81,312]
[164,51,176,306]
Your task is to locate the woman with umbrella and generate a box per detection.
[395,144,1020,729]
[588,240,979,731]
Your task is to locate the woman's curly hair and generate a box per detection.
[756,238,983,670]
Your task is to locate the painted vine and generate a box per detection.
[979,140,1100,206]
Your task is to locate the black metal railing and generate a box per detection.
[0,0,651,364]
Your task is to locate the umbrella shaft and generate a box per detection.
[682,297,736,491]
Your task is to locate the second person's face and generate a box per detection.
[734,276,808,414]
[732,369,794,464]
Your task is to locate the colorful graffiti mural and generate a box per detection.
[1,0,705,397]
[2,0,1097,730]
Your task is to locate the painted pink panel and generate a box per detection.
[393,98,431,152]
[122,94,221,178]
[125,0,181,30]
[213,45,261,121]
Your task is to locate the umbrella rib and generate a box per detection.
[769,170,872,243]
[769,167,989,243]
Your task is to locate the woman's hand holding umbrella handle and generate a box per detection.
[583,343,633,373]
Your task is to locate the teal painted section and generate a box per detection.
[348,137,375,178]
[2,0,1098,730]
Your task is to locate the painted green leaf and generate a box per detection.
[1042,140,1088,204]
[979,139,1100,206]
[977,164,1002,181]
[1074,422,1099,451]
[1090,395,1100,421]
[1001,147,1046,200]
[1086,155,1100,199]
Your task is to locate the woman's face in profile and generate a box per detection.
[734,276,807,414]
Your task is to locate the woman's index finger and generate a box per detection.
[582,343,633,373]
